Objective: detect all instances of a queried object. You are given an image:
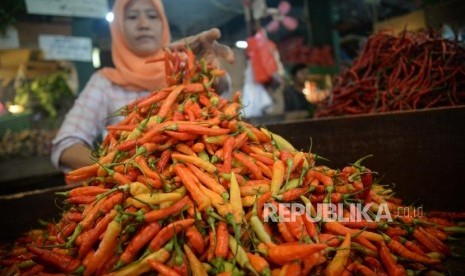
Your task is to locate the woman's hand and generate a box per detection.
[168,28,234,67]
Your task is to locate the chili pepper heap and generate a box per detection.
[1,47,465,275]
[315,30,465,117]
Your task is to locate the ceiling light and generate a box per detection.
[105,12,114,22]
[235,40,248,49]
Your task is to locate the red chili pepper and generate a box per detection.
[78,210,117,258]
[214,221,229,259]
[66,195,96,205]
[149,219,195,251]
[84,214,122,275]
[156,149,172,172]
[20,264,44,276]
[120,222,161,264]
[360,169,373,200]
[26,245,81,274]
[148,259,182,276]
[364,256,386,275]
[222,137,236,172]
[186,226,205,255]
[144,196,189,222]
[378,242,399,276]
[267,243,327,265]
[57,221,78,243]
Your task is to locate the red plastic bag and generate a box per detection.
[246,29,278,84]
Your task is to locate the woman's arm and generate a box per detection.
[51,73,109,172]
[59,143,94,170]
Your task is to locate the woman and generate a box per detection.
[51,0,234,171]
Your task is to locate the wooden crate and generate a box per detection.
[0,185,74,241]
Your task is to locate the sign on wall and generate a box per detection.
[39,35,92,62]
[25,0,109,18]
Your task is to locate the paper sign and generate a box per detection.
[0,26,20,50]
[39,35,92,62]
[25,0,109,18]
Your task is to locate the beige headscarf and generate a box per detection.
[100,0,171,91]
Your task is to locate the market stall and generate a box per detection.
[0,49,75,194]
[1,0,465,275]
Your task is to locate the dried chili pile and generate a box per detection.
[1,48,465,276]
[315,31,465,117]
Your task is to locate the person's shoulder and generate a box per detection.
[78,71,115,98]
[90,70,112,85]
[82,70,118,94]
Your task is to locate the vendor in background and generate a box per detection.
[283,63,315,116]
[51,0,234,171]
[283,63,330,118]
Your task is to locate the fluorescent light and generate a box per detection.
[235,40,248,49]
[92,48,101,68]
[105,12,114,22]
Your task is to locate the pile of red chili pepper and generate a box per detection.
[1,48,465,276]
[315,30,465,117]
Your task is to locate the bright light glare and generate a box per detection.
[235,41,248,49]
[8,104,25,114]
[92,48,101,68]
[106,12,114,22]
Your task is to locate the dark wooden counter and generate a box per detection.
[0,156,64,195]
[0,184,76,241]
[266,106,465,212]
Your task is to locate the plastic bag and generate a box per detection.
[246,29,278,84]
[242,61,273,118]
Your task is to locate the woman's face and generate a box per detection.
[123,0,163,56]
